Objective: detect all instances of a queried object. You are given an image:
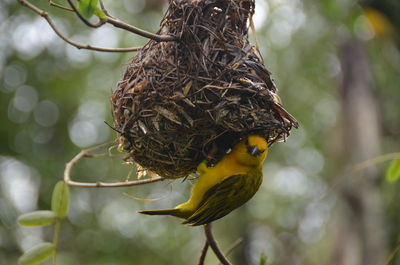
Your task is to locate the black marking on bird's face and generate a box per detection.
[246,145,265,156]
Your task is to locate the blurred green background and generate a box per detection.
[1,0,399,264]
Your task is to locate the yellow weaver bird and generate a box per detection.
[139,135,268,226]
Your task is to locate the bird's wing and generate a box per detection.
[183,173,257,226]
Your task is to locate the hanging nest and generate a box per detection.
[111,0,298,179]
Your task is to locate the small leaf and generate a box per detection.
[18,211,57,227]
[258,253,268,265]
[78,0,99,18]
[51,181,70,218]
[18,242,55,265]
[95,8,107,19]
[386,159,400,183]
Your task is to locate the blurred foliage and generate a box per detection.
[17,181,69,264]
[386,159,400,183]
[0,0,399,265]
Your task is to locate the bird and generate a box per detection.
[138,134,268,226]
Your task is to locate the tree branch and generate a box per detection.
[17,0,142,52]
[66,0,106,28]
[65,0,177,42]
[197,240,209,265]
[48,1,73,12]
[99,0,113,18]
[63,141,165,188]
[385,242,400,265]
[204,224,232,265]
[352,152,400,172]
[104,16,177,42]
[217,238,243,265]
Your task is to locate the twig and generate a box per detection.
[104,16,177,42]
[331,152,400,191]
[52,220,61,265]
[204,224,232,265]
[66,0,106,28]
[385,242,400,265]
[217,238,243,265]
[99,0,112,17]
[200,227,242,265]
[63,141,165,188]
[352,152,400,172]
[198,240,209,265]
[65,0,177,42]
[17,0,142,52]
[48,1,73,11]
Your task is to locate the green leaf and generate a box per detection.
[95,8,107,19]
[18,243,55,265]
[18,211,57,227]
[386,159,400,183]
[78,0,99,19]
[258,253,268,265]
[51,181,70,218]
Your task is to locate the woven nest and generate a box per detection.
[111,0,298,179]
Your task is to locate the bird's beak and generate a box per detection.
[247,145,261,156]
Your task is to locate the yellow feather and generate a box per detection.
[139,135,268,225]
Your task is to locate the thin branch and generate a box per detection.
[104,16,177,42]
[65,0,177,42]
[63,141,165,188]
[99,0,113,18]
[52,221,61,265]
[204,224,232,265]
[385,242,400,265]
[66,0,106,28]
[17,0,142,52]
[197,240,209,265]
[217,238,243,265]
[352,152,400,172]
[331,151,400,191]
[48,1,73,12]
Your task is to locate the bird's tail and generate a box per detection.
[138,208,182,217]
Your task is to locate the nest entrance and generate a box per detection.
[111,0,298,179]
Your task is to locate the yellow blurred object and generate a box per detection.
[139,135,268,226]
[363,8,394,38]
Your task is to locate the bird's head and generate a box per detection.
[234,135,268,167]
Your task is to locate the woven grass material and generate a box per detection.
[111,0,298,179]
